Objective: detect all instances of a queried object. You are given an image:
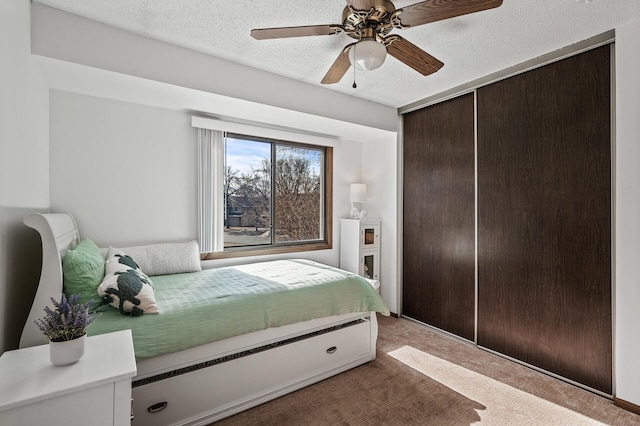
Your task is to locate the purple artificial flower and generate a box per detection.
[34,293,100,342]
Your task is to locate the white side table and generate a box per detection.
[0,330,136,426]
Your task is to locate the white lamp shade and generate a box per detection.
[349,183,367,203]
[349,39,387,71]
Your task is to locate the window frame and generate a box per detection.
[202,134,333,260]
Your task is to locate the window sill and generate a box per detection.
[202,241,332,260]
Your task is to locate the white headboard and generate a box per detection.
[20,212,80,348]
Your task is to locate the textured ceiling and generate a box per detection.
[33,0,640,108]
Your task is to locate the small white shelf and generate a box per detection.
[340,218,381,284]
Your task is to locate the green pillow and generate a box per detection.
[62,238,105,305]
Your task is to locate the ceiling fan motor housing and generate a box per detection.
[342,0,398,42]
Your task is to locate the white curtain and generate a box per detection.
[198,128,224,253]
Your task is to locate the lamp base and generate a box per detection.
[350,206,361,219]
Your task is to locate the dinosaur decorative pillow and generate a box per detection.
[97,247,159,316]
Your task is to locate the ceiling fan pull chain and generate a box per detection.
[352,44,357,89]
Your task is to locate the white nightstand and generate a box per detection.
[0,330,137,426]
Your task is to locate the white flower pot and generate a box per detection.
[49,334,86,366]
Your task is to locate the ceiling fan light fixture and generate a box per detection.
[349,39,387,71]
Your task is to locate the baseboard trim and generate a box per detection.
[614,397,640,415]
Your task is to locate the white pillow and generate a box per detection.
[98,247,159,316]
[101,240,201,276]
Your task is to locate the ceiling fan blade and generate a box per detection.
[321,43,355,84]
[251,25,342,40]
[386,36,444,76]
[397,0,503,28]
[345,0,377,11]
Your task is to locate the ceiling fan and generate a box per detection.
[251,0,503,85]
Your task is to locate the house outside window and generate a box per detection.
[205,133,332,258]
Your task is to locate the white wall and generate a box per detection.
[361,139,398,312]
[0,0,49,209]
[615,19,640,407]
[0,0,50,353]
[50,90,197,247]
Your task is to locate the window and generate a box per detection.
[205,133,332,258]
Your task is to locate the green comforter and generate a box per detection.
[88,259,390,359]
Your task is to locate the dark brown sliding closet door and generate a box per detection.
[403,93,475,341]
[477,45,612,393]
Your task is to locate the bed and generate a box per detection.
[19,212,389,426]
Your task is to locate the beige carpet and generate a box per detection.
[216,315,640,425]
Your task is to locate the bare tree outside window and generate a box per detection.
[223,135,324,250]
[275,145,321,243]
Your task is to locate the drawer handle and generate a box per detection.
[326,346,337,354]
[148,402,168,414]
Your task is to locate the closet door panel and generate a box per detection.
[477,45,612,393]
[403,93,475,341]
